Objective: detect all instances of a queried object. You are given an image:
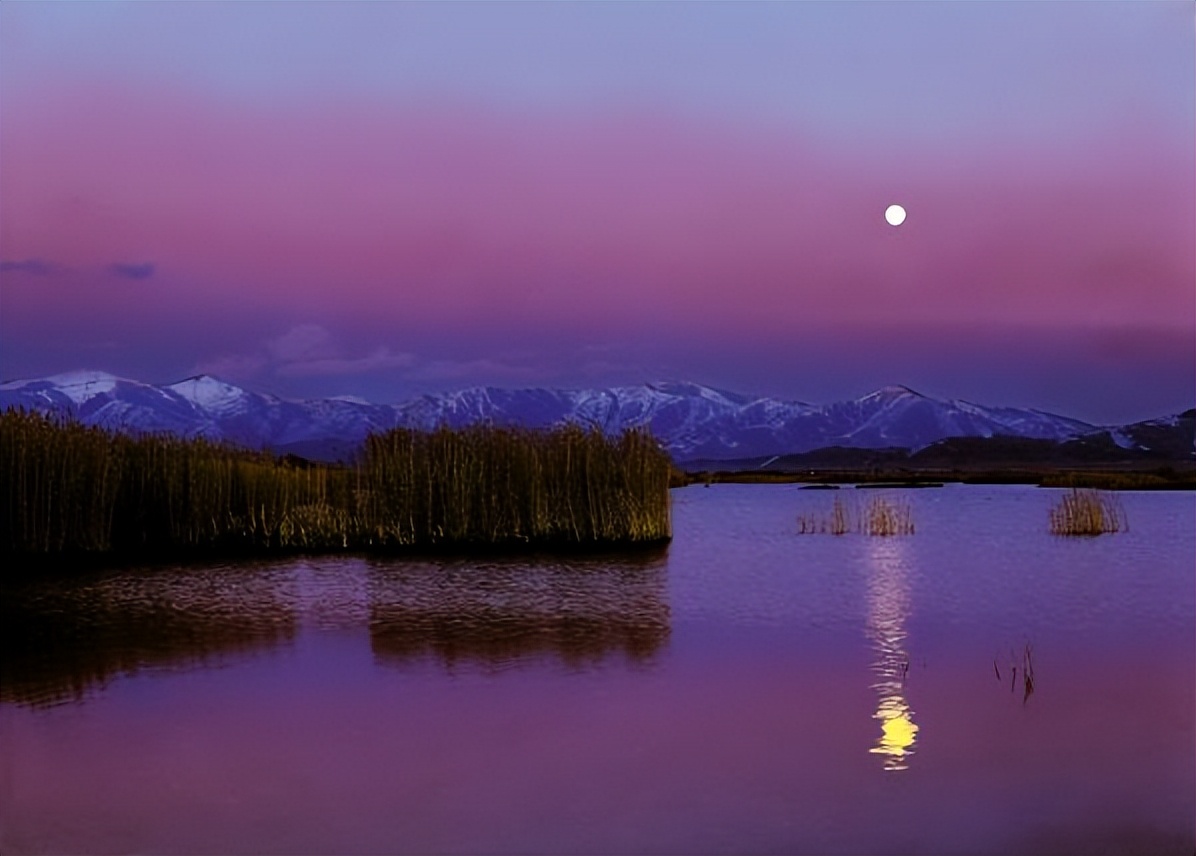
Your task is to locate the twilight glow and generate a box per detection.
[1,2,1192,423]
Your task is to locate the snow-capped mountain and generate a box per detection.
[390,381,1098,461]
[0,371,401,455]
[2,370,1174,463]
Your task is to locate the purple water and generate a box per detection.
[2,484,1192,854]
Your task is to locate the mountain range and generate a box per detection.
[1,370,1191,464]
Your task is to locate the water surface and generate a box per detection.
[2,484,1192,854]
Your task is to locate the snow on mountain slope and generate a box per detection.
[1099,410,1195,459]
[1,370,1152,462]
[167,375,252,413]
[42,370,122,404]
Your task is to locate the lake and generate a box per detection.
[2,484,1193,854]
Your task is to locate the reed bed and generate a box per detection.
[1048,488,1126,536]
[797,494,914,536]
[361,424,672,548]
[0,411,672,561]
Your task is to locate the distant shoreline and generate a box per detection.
[678,467,1195,490]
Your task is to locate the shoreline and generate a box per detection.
[1,536,674,580]
[679,467,1196,490]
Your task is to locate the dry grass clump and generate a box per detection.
[0,410,672,560]
[797,494,914,536]
[1048,488,1126,536]
[863,495,915,536]
[796,495,852,535]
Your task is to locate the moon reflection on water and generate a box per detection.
[865,538,919,771]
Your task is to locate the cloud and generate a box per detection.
[0,259,55,275]
[108,261,155,280]
[276,346,414,377]
[267,324,336,362]
[263,324,414,377]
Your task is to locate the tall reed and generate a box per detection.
[361,424,671,548]
[1048,488,1126,536]
[0,411,673,560]
[1,411,121,554]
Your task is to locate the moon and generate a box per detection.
[884,204,907,226]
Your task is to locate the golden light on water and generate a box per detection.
[865,538,919,771]
[871,697,919,766]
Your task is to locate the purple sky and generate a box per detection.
[1,2,1192,423]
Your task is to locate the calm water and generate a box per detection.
[2,485,1193,854]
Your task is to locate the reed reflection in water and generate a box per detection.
[864,539,918,770]
[368,553,670,668]
[0,563,298,708]
[1,553,672,708]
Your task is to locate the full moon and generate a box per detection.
[884,204,907,226]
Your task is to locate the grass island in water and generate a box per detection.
[1,410,673,565]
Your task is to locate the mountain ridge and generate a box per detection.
[1,370,1190,463]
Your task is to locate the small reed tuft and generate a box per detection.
[1048,488,1126,536]
[863,495,915,536]
[797,494,914,536]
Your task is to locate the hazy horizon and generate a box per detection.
[2,2,1192,425]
